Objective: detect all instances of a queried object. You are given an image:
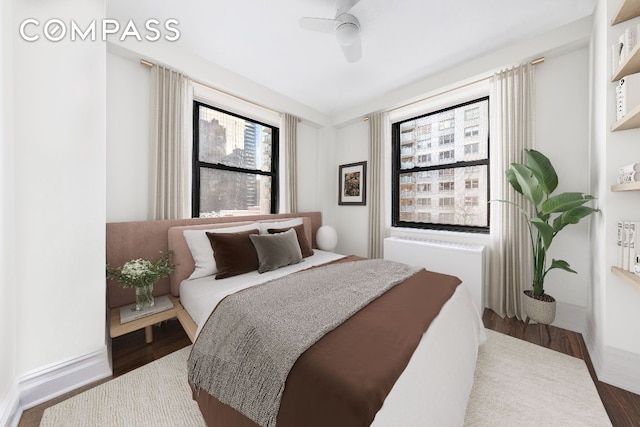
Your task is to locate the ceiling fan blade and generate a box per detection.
[340,36,362,63]
[299,17,337,33]
[336,0,360,16]
[348,0,383,25]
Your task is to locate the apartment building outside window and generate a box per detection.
[392,96,490,232]
[192,101,279,217]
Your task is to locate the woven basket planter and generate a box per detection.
[523,290,556,324]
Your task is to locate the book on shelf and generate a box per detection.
[618,220,640,273]
[119,295,173,324]
[615,74,640,119]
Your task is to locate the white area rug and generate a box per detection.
[465,330,611,426]
[40,329,611,426]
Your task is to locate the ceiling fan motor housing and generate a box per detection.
[335,14,360,46]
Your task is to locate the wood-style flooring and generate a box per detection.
[17,310,640,426]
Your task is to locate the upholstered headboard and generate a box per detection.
[106,212,322,308]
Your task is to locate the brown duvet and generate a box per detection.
[190,256,461,427]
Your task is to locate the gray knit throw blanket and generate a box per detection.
[187,259,422,427]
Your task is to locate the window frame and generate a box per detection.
[391,96,490,233]
[191,100,279,218]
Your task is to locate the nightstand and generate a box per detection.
[110,295,182,344]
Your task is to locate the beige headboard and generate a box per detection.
[106,212,322,308]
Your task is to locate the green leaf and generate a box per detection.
[541,192,595,214]
[510,163,543,207]
[546,259,577,276]
[505,169,523,194]
[561,206,599,225]
[530,217,555,251]
[526,149,558,196]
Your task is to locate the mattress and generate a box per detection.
[180,250,486,425]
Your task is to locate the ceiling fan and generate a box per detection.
[299,0,367,63]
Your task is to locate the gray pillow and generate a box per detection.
[249,228,303,273]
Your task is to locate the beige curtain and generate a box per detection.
[150,65,192,220]
[282,113,298,213]
[367,112,389,259]
[488,63,534,320]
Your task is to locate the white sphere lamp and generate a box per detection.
[316,225,338,252]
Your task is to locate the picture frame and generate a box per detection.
[338,161,367,206]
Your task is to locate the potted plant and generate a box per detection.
[499,149,599,325]
[106,251,175,311]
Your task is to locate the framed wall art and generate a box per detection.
[338,161,367,206]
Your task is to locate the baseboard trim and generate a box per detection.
[0,380,20,427]
[18,346,111,412]
[598,344,640,395]
[583,314,640,395]
[551,301,587,334]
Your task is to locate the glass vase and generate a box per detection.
[135,284,155,311]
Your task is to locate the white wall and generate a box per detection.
[331,121,370,256]
[535,47,591,309]
[0,0,18,423]
[106,52,151,222]
[7,0,110,417]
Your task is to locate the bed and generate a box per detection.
[164,214,486,427]
[105,212,485,426]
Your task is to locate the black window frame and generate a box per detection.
[192,100,279,217]
[392,96,490,233]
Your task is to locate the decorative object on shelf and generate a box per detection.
[338,161,367,206]
[316,225,338,252]
[496,149,599,335]
[106,251,176,311]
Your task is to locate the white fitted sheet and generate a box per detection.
[180,251,485,426]
[180,249,344,336]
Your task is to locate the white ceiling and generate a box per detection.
[107,0,596,117]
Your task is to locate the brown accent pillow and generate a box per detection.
[206,229,259,279]
[267,224,314,258]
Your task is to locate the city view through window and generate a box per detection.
[393,97,489,231]
[193,103,277,217]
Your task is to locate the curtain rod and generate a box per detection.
[139,59,302,121]
[384,56,545,116]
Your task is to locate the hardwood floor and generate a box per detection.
[17,311,640,427]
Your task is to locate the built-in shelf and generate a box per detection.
[611,266,640,290]
[612,0,640,25]
[611,181,640,191]
[612,43,640,81]
[612,103,640,131]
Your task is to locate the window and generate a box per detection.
[464,143,480,154]
[439,181,454,191]
[392,97,489,232]
[439,134,455,146]
[192,101,279,217]
[465,107,480,120]
[465,196,479,206]
[439,197,455,206]
[439,150,455,161]
[417,154,431,164]
[465,126,479,137]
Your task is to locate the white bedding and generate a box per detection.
[180,250,486,426]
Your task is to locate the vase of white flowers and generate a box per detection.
[106,251,175,311]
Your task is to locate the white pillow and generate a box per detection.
[258,218,303,235]
[183,223,259,280]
